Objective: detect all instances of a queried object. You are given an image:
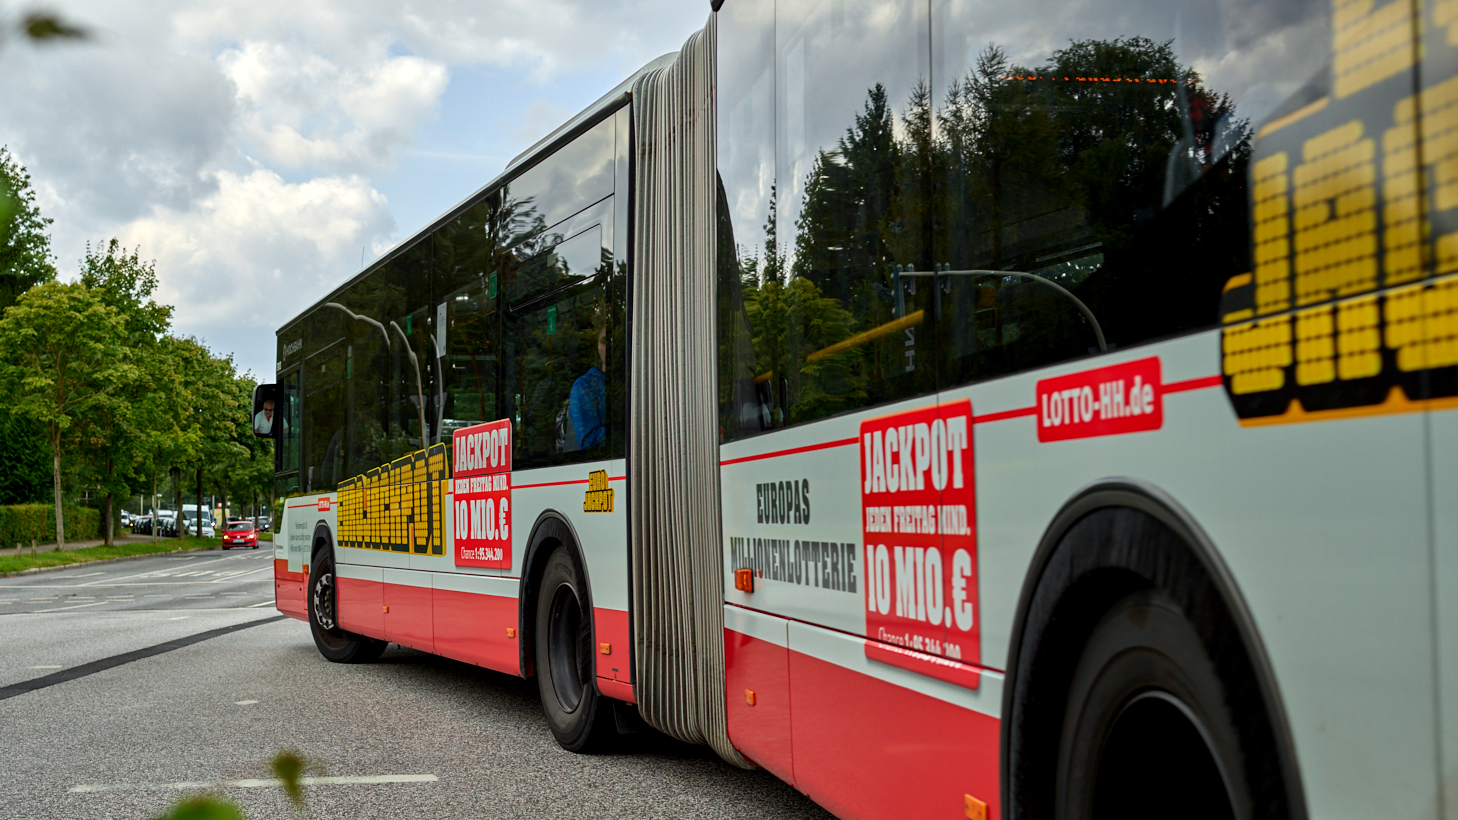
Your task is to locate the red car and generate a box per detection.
[222,521,259,550]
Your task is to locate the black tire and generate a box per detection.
[308,549,387,664]
[1055,590,1250,820]
[534,546,615,752]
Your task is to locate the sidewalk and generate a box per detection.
[0,532,190,558]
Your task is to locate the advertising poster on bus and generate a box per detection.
[452,419,513,569]
[859,399,979,680]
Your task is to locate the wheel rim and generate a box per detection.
[547,583,585,713]
[1091,690,1236,820]
[312,570,338,632]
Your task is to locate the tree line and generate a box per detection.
[0,146,272,548]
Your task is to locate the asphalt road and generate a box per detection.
[0,549,833,820]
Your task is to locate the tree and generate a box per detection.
[168,336,241,535]
[133,336,197,543]
[0,147,57,312]
[198,358,251,528]
[0,408,49,503]
[0,281,134,547]
[71,240,173,543]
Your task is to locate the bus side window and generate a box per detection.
[279,369,301,474]
[302,344,346,493]
[720,0,937,437]
[503,220,614,470]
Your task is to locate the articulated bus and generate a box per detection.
[254,0,1458,818]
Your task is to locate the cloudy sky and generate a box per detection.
[0,0,710,380]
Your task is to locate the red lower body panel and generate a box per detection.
[593,607,634,702]
[337,576,382,636]
[274,559,307,621]
[434,587,519,675]
[384,581,434,653]
[725,628,794,784]
[789,648,1001,820]
[329,575,520,676]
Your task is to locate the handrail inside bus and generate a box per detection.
[324,302,429,450]
[748,265,1106,387]
[903,268,1108,352]
[753,310,925,385]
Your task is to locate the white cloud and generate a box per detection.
[122,169,394,376]
[220,41,449,174]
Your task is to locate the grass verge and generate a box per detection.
[0,536,224,574]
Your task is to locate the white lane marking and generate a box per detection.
[234,700,258,705]
[29,665,61,669]
[78,555,245,586]
[24,598,54,602]
[69,774,438,793]
[32,601,107,613]
[69,572,104,578]
[243,600,274,608]
[168,616,190,620]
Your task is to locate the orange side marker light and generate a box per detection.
[734,568,754,593]
[744,689,756,706]
[382,605,389,614]
[599,643,611,655]
[506,628,516,638]
[964,794,987,820]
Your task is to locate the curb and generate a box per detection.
[3,545,224,577]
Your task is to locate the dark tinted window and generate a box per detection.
[278,368,300,474]
[928,0,1320,385]
[501,116,616,245]
[719,0,1335,435]
[718,0,936,440]
[502,215,617,469]
[436,195,502,440]
[497,111,626,470]
[303,342,345,493]
[305,242,438,489]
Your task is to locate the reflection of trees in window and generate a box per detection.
[723,36,1252,437]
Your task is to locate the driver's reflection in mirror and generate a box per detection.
[254,399,276,435]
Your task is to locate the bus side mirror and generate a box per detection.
[252,384,280,439]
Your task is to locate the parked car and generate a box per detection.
[221,520,259,550]
[121,511,132,527]
[132,515,152,534]
[180,508,216,537]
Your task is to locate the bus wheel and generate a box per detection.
[1055,590,1250,820]
[308,550,386,664]
[534,546,614,752]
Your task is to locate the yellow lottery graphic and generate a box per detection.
[336,442,450,555]
[1220,0,1458,424]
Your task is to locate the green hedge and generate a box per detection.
[0,504,101,546]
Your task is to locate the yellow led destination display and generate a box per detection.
[1220,0,1458,424]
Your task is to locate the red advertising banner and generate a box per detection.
[860,399,979,678]
[452,419,512,569]
[1036,356,1163,442]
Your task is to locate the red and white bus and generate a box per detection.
[254,1,1458,818]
